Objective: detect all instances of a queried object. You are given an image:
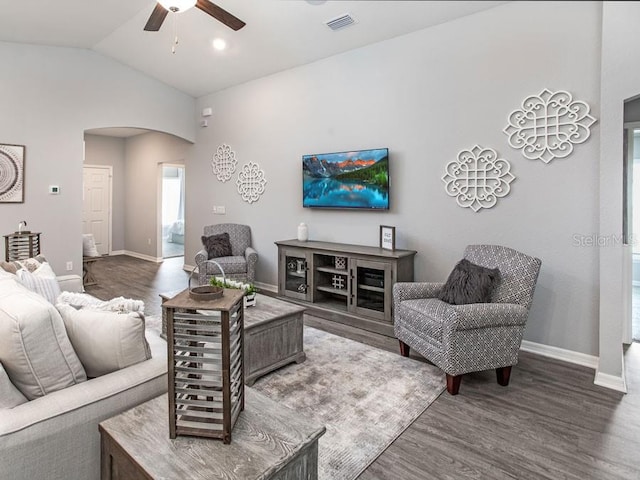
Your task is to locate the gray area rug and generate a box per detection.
[252,326,445,480]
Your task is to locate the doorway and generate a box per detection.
[161,164,185,259]
[82,165,112,255]
[625,124,640,342]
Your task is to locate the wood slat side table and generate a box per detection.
[163,288,246,443]
[99,390,325,480]
[82,256,103,286]
[4,232,41,261]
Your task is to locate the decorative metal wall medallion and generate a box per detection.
[236,162,266,204]
[442,145,515,212]
[211,144,237,182]
[504,89,597,164]
[0,144,25,203]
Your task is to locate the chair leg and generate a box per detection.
[446,374,462,395]
[398,340,410,357]
[496,366,512,386]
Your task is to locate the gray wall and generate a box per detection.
[83,134,126,252]
[186,1,601,357]
[125,132,190,259]
[599,1,640,383]
[83,132,190,258]
[624,96,640,123]
[0,42,196,276]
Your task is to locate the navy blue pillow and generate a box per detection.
[438,258,501,305]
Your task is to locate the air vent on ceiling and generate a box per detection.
[325,13,356,31]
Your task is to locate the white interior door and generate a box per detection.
[82,166,111,255]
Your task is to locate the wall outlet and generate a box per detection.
[213,205,226,215]
[66,261,73,271]
[148,238,152,245]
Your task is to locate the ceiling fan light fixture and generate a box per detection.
[158,0,197,13]
[212,38,227,51]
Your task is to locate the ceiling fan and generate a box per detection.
[144,0,246,32]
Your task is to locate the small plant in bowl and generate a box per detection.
[209,277,257,307]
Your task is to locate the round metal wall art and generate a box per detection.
[236,162,266,204]
[211,144,238,182]
[503,88,597,164]
[442,145,515,212]
[0,144,24,203]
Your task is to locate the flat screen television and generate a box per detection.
[302,148,389,209]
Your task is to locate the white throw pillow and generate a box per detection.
[56,304,152,378]
[0,362,27,409]
[82,234,100,257]
[17,262,61,304]
[57,291,145,313]
[0,285,87,400]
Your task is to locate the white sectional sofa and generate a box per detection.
[0,262,167,480]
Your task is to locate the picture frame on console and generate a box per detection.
[380,225,396,251]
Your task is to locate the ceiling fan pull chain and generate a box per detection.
[172,13,179,54]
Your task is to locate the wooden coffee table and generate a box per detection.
[243,295,306,385]
[99,389,325,480]
[160,293,306,385]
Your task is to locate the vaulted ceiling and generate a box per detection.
[0,1,505,97]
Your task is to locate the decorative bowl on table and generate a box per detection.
[188,285,224,301]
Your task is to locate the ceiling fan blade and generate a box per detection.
[196,0,246,31]
[144,3,169,31]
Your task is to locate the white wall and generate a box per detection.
[186,1,602,358]
[0,42,195,275]
[124,132,191,259]
[83,134,126,252]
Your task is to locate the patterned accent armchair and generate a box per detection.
[393,245,541,395]
[195,224,258,284]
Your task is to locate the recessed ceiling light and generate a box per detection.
[212,38,227,51]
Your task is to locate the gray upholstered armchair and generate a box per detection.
[195,223,258,285]
[393,245,541,395]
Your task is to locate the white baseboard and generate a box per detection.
[110,250,125,256]
[183,263,195,271]
[122,251,163,263]
[594,366,627,393]
[255,281,277,293]
[520,340,598,369]
[520,341,629,393]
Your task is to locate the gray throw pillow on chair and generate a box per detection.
[438,258,501,305]
[202,233,233,259]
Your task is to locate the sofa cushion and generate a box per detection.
[0,278,87,400]
[56,304,151,378]
[438,258,500,305]
[16,262,61,304]
[202,232,233,259]
[0,362,27,409]
[203,256,247,275]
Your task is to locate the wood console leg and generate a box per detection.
[496,366,512,386]
[446,374,462,395]
[399,340,410,357]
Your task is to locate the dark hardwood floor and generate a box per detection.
[86,255,640,479]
